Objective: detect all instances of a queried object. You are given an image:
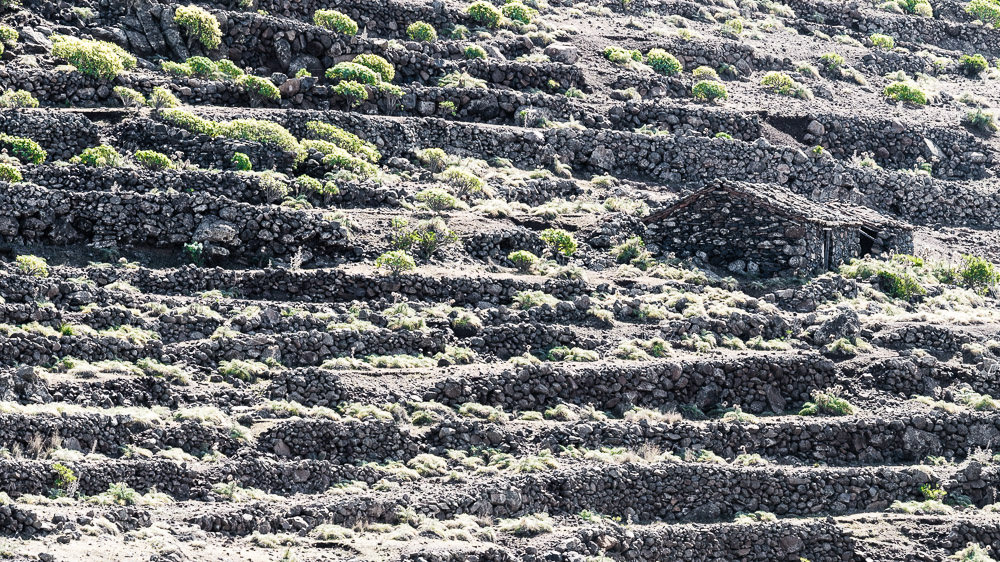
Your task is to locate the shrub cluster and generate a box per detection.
[502,2,537,23]
[966,0,1000,26]
[602,45,642,65]
[869,33,895,50]
[238,75,281,106]
[159,109,303,160]
[51,35,137,80]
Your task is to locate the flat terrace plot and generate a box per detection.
[2,0,1000,559]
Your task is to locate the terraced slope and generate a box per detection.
[2,0,1000,560]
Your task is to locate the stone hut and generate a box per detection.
[643,181,913,276]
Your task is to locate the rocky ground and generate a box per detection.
[1,0,1000,560]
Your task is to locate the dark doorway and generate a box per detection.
[859,227,877,257]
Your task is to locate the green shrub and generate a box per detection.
[466,1,503,28]
[160,110,302,157]
[884,81,927,104]
[407,21,437,41]
[760,71,812,99]
[238,75,281,105]
[353,54,395,82]
[313,9,358,34]
[0,134,46,164]
[692,66,719,81]
[391,217,457,258]
[692,80,727,101]
[0,25,18,46]
[0,161,21,183]
[304,121,380,162]
[326,62,381,85]
[113,86,146,108]
[232,152,252,171]
[376,250,416,274]
[186,56,218,77]
[161,60,193,77]
[869,33,895,50]
[52,462,76,491]
[502,1,537,23]
[437,166,485,197]
[0,89,38,108]
[51,35,136,80]
[540,228,578,257]
[184,241,204,266]
[134,150,173,171]
[508,250,539,273]
[16,255,48,277]
[438,71,487,88]
[174,5,222,49]
[819,52,844,71]
[603,45,642,65]
[295,68,312,78]
[958,255,999,294]
[71,144,122,167]
[147,86,181,109]
[949,543,995,562]
[218,359,269,382]
[964,108,997,134]
[332,80,368,107]
[959,53,989,76]
[217,59,245,79]
[722,17,743,36]
[464,44,488,59]
[416,187,467,211]
[612,236,650,265]
[799,387,856,416]
[966,0,1000,25]
[645,48,682,75]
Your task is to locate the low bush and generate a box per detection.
[332,80,368,107]
[0,161,21,183]
[313,9,358,34]
[407,21,437,42]
[966,0,1000,26]
[540,228,578,257]
[232,152,252,171]
[134,150,173,170]
[113,86,145,108]
[464,44,488,59]
[958,255,999,294]
[304,121,380,162]
[646,48,681,75]
[376,250,416,274]
[692,80,727,101]
[466,1,503,28]
[161,60,193,77]
[71,144,122,167]
[760,71,812,99]
[51,35,136,80]
[0,134,46,164]
[238,75,281,106]
[439,71,487,89]
[502,1,537,23]
[217,59,245,79]
[416,187,467,211]
[353,53,395,82]
[508,250,539,273]
[799,387,856,416]
[884,81,927,105]
[603,45,642,65]
[819,52,844,71]
[326,62,381,85]
[0,89,38,108]
[186,56,217,77]
[16,255,48,277]
[964,108,997,134]
[174,5,222,49]
[959,53,989,76]
[869,33,895,50]
[147,86,181,109]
